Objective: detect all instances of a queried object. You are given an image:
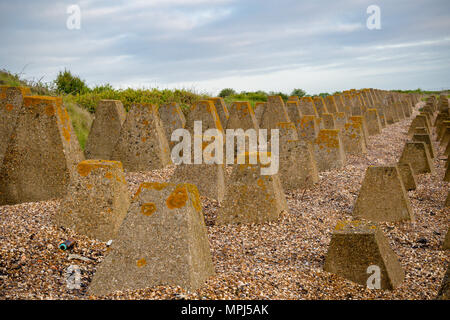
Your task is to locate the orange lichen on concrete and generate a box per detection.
[136,258,147,267]
[350,116,363,124]
[23,96,61,108]
[141,202,157,216]
[315,130,339,149]
[209,97,229,117]
[77,160,123,177]
[5,104,14,112]
[277,122,296,130]
[166,185,188,209]
[186,184,202,212]
[299,115,315,129]
[133,182,169,199]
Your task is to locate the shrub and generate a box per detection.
[290,88,307,98]
[219,88,236,98]
[55,69,88,95]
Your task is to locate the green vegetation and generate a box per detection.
[55,69,89,95]
[4,67,447,150]
[290,88,307,98]
[1,69,209,149]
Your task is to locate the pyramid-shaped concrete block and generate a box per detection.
[440,127,450,147]
[412,133,435,158]
[313,129,346,172]
[349,116,369,146]
[408,115,430,138]
[276,122,319,191]
[353,166,414,222]
[286,100,302,124]
[322,113,335,129]
[209,97,229,129]
[401,101,411,118]
[399,142,434,175]
[0,96,84,205]
[341,122,367,155]
[56,160,130,241]
[324,95,338,114]
[217,152,288,225]
[158,102,186,149]
[396,162,417,191]
[259,96,291,133]
[333,94,346,113]
[226,101,259,131]
[366,109,382,135]
[225,101,259,155]
[111,103,171,172]
[88,182,215,295]
[0,86,30,166]
[313,97,328,117]
[254,102,266,125]
[436,264,450,300]
[85,100,126,160]
[437,121,450,140]
[394,102,406,120]
[334,112,347,130]
[374,105,387,128]
[412,127,429,136]
[443,227,449,249]
[444,165,450,182]
[299,97,319,117]
[324,220,405,290]
[170,100,225,201]
[296,115,321,142]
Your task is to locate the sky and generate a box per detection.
[1,0,450,95]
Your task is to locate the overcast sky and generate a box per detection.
[1,0,449,95]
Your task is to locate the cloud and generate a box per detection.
[0,0,449,93]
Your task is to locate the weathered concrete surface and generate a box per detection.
[209,97,229,129]
[436,264,450,300]
[295,115,321,142]
[399,142,434,175]
[0,86,30,166]
[0,96,84,205]
[299,97,319,117]
[217,152,288,225]
[412,133,435,158]
[259,96,291,134]
[341,122,367,155]
[353,166,414,222]
[88,182,214,295]
[111,103,171,172]
[276,122,319,191]
[56,160,130,241]
[396,162,417,191]
[85,100,126,160]
[321,113,335,129]
[158,102,186,149]
[170,100,225,201]
[324,220,405,290]
[313,129,346,172]
[313,97,328,117]
[365,108,382,136]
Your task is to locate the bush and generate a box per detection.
[55,69,88,95]
[219,88,236,98]
[269,91,289,101]
[290,88,307,98]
